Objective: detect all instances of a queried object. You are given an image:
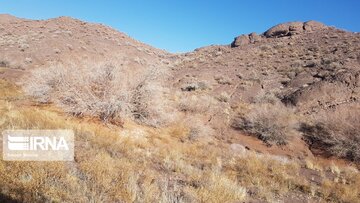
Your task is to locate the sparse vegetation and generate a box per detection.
[232,101,298,145]
[214,75,232,85]
[24,63,132,123]
[2,79,359,202]
[177,94,215,113]
[23,62,173,126]
[300,104,360,162]
[216,92,230,102]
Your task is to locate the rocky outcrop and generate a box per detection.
[231,32,262,47]
[264,21,327,38]
[265,22,304,38]
[249,32,262,43]
[303,20,327,31]
[231,21,327,47]
[231,35,250,47]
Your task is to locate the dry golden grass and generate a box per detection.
[0,79,22,99]
[321,172,360,203]
[304,158,323,172]
[0,80,360,202]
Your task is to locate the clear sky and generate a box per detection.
[1,0,359,53]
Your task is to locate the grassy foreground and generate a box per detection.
[0,79,360,202]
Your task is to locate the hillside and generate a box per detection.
[1,15,360,202]
[172,21,360,159]
[0,14,171,81]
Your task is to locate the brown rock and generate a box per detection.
[264,21,327,38]
[303,20,327,31]
[249,32,262,43]
[264,22,304,38]
[231,34,250,47]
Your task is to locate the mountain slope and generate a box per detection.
[170,20,360,158]
[0,14,171,81]
[1,15,360,202]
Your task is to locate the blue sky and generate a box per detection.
[1,0,359,53]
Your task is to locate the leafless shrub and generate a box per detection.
[214,75,232,85]
[216,92,230,102]
[23,62,173,126]
[232,102,298,145]
[252,91,281,105]
[177,94,216,114]
[300,104,360,162]
[24,63,131,122]
[131,72,177,127]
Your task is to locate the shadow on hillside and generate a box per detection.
[0,193,21,203]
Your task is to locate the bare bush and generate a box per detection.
[177,94,216,113]
[300,104,360,162]
[214,75,232,85]
[24,63,131,122]
[131,71,177,127]
[216,92,230,102]
[23,62,173,126]
[252,90,282,105]
[232,102,298,145]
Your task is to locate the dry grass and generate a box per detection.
[300,104,360,162]
[0,99,246,202]
[0,79,22,99]
[321,171,360,202]
[232,101,298,145]
[177,93,216,114]
[1,80,360,202]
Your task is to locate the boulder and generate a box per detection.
[249,32,262,43]
[231,33,262,47]
[264,22,304,38]
[303,20,326,31]
[288,22,305,35]
[264,21,327,38]
[231,34,250,47]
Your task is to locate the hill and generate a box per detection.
[1,14,360,202]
